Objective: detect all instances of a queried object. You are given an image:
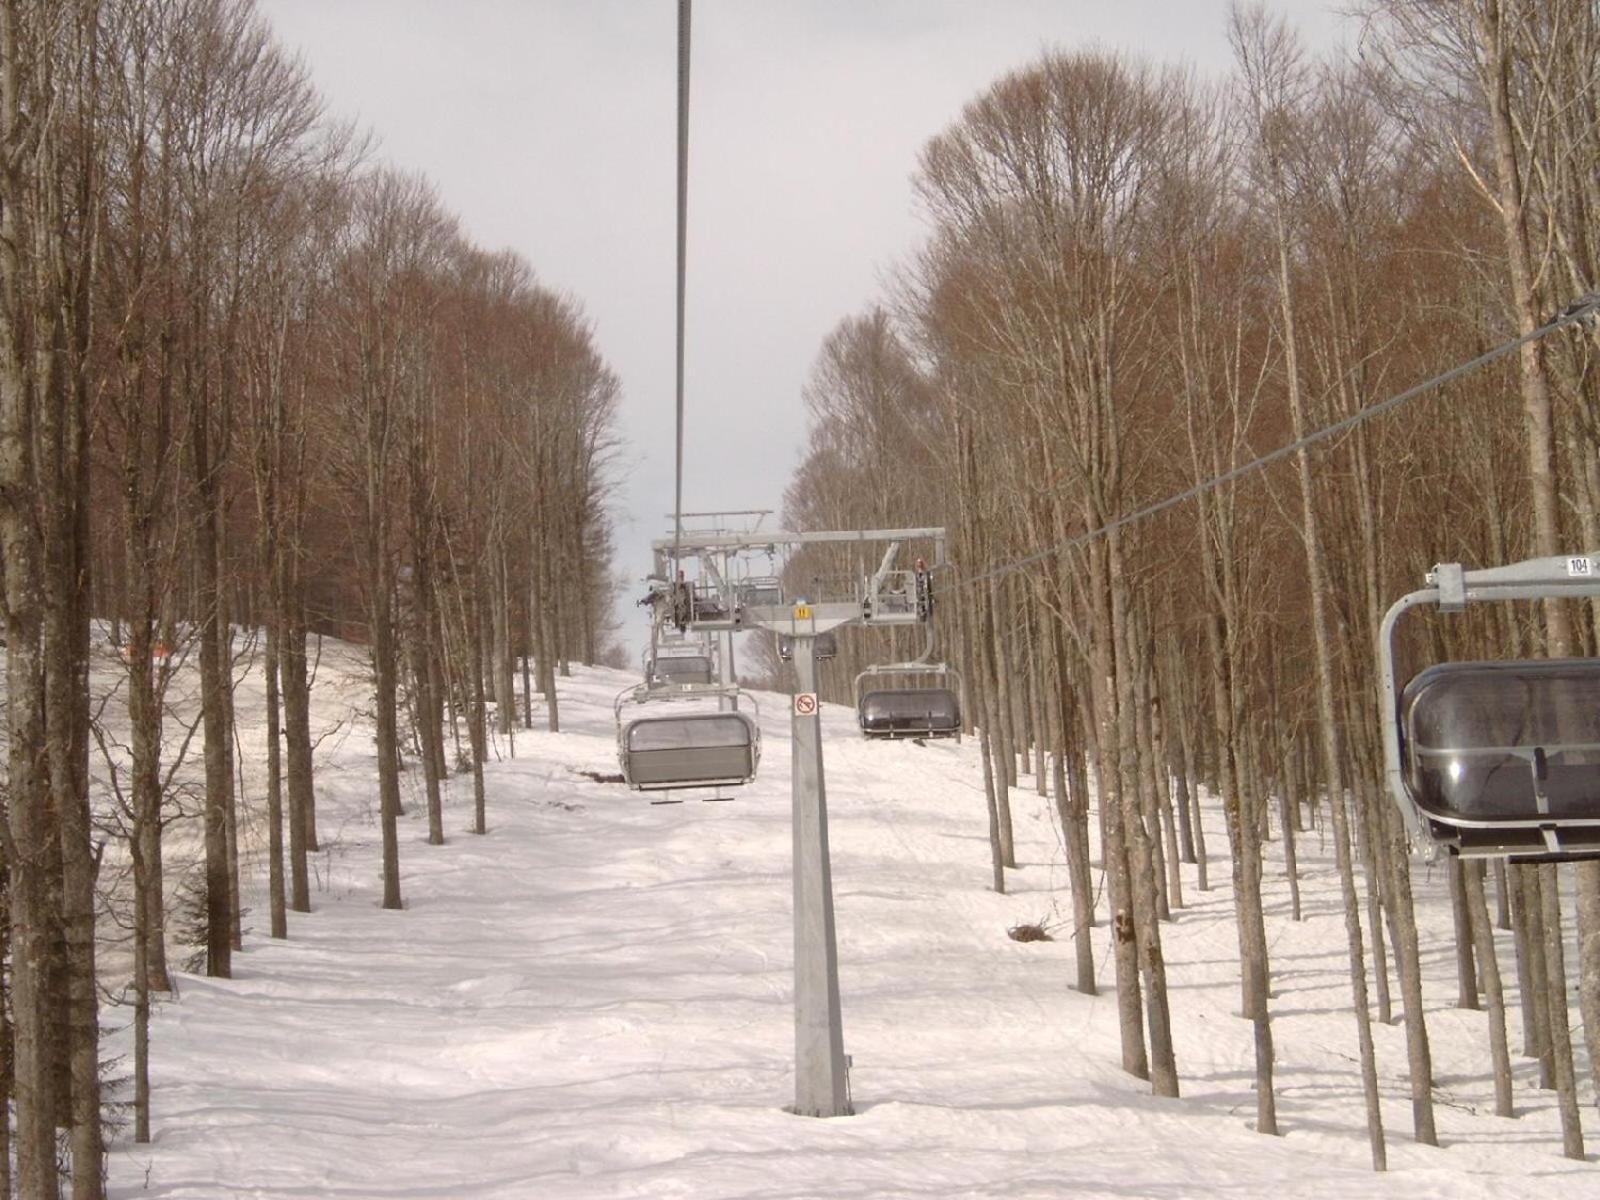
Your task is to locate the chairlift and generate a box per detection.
[738,576,784,608]
[647,652,715,688]
[615,684,761,793]
[859,551,935,626]
[854,662,963,741]
[1380,554,1600,860]
[779,631,838,662]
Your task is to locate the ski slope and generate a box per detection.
[105,657,1595,1198]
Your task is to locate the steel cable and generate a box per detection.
[673,0,691,570]
[954,290,1600,591]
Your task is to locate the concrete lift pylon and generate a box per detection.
[650,526,947,1118]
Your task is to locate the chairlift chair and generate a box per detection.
[643,624,718,688]
[615,684,761,792]
[853,662,963,741]
[738,576,784,608]
[1381,555,1600,860]
[646,652,716,688]
[779,630,838,662]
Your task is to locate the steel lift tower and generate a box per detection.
[651,526,946,1117]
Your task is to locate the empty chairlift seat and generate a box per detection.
[620,711,759,791]
[1399,658,1600,857]
[778,631,838,662]
[858,687,961,740]
[649,654,714,687]
[738,578,784,608]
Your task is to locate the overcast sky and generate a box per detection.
[257,0,1347,653]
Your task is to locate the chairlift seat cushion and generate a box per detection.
[858,688,961,738]
[1401,659,1600,826]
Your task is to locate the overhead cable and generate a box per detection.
[673,0,691,568]
[957,289,1600,591]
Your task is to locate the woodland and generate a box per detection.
[777,0,1600,1176]
[1,0,620,1195]
[2,0,1600,1196]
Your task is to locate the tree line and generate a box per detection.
[1,0,620,1194]
[782,0,1600,1170]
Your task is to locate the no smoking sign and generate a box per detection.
[794,692,818,717]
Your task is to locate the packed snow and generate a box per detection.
[103,648,1596,1198]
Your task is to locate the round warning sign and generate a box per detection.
[794,692,818,716]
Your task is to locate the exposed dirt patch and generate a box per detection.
[1007,922,1054,943]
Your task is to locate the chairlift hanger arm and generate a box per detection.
[1560,290,1600,323]
[1427,555,1600,609]
[869,542,901,593]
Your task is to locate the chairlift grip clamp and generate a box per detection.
[1434,563,1466,613]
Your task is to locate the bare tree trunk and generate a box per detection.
[1027,610,1049,798]
[133,861,152,1142]
[1146,659,1183,915]
[1513,864,1553,1078]
[980,586,1016,867]
[966,606,1007,895]
[537,550,561,733]
[1463,861,1514,1117]
[368,425,404,907]
[1111,537,1178,1099]
[1,28,60,1179]
[1356,786,1392,1025]
[1279,178,1397,1159]
[1537,863,1585,1158]
[0,852,10,1194]
[1494,859,1510,931]
[407,544,445,846]
[493,541,515,737]
[1380,802,1436,1144]
[468,567,490,835]
[264,618,287,938]
[992,580,1020,792]
[1576,862,1600,1102]
[1448,858,1479,1009]
[375,562,404,910]
[282,559,314,911]
[1178,708,1208,892]
[191,395,234,976]
[1089,543,1147,1083]
[1048,620,1096,994]
[1130,632,1172,922]
[283,579,317,867]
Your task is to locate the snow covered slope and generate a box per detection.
[106,659,1594,1198]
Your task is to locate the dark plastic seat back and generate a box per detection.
[651,655,714,686]
[740,582,783,607]
[858,688,961,738]
[1401,659,1600,828]
[778,631,838,662]
[623,712,755,789]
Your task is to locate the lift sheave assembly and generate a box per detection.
[618,529,959,795]
[1380,553,1600,861]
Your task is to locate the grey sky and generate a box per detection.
[257,0,1346,654]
